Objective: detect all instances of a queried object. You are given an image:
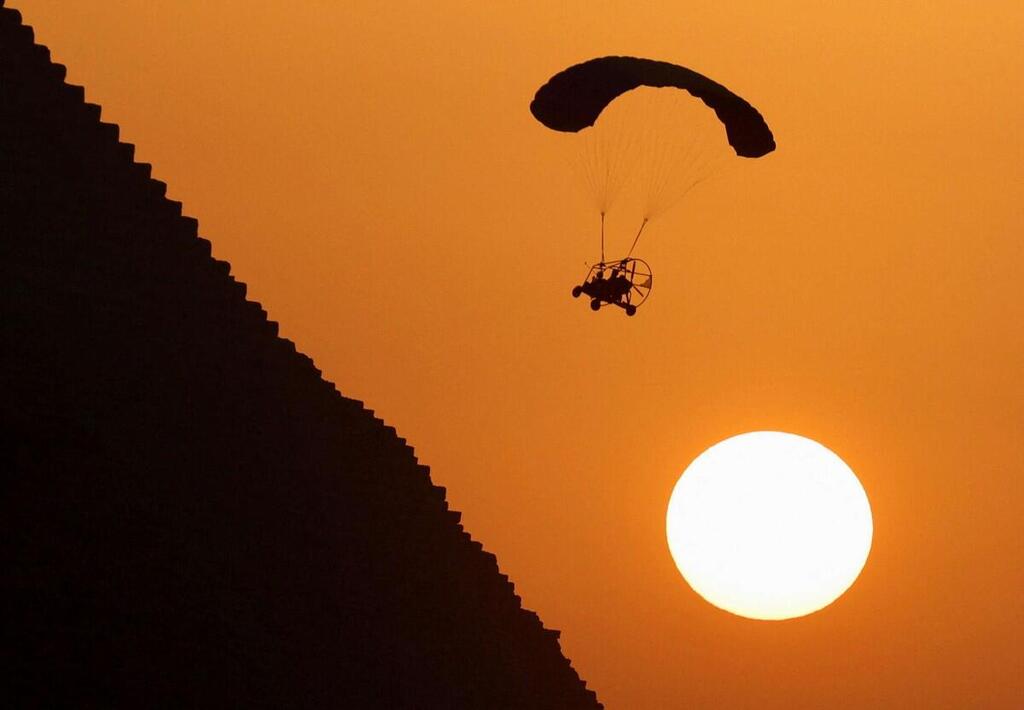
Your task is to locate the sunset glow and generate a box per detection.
[14,1,1024,705]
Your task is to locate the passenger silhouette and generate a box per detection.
[583,270,606,299]
[608,268,631,304]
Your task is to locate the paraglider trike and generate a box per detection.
[571,258,652,316]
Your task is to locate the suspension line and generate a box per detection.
[626,217,649,257]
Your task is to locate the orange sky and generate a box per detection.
[16,1,1024,706]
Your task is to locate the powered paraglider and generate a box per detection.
[531,56,775,315]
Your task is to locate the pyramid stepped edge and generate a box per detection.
[1,4,601,707]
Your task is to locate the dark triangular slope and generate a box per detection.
[0,5,601,707]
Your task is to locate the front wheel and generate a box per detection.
[571,286,582,298]
[590,298,601,311]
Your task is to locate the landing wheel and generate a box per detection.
[625,304,637,316]
[571,285,582,298]
[590,298,601,311]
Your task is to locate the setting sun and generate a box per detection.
[667,432,873,620]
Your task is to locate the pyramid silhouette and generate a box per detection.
[1,4,601,707]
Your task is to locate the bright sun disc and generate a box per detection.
[666,431,872,620]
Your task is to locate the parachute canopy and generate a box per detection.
[530,56,775,158]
